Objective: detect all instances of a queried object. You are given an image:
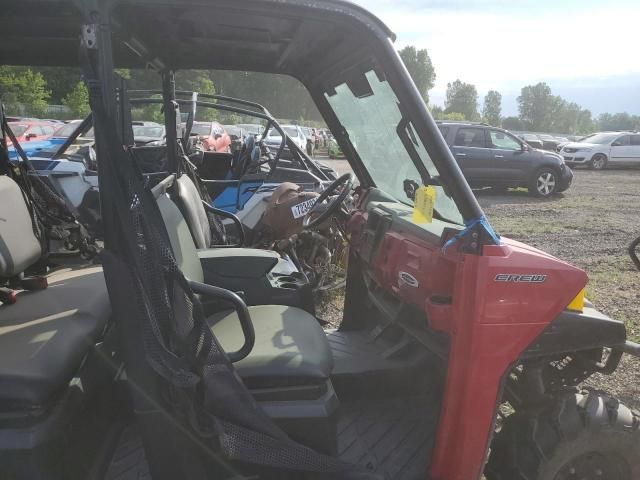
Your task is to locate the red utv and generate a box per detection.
[0,1,638,480]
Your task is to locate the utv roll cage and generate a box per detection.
[14,2,640,480]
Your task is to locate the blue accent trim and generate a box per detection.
[442,215,500,252]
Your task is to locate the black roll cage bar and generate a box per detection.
[45,88,330,183]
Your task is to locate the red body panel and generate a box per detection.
[348,210,587,480]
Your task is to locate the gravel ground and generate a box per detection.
[478,168,640,409]
[318,162,640,408]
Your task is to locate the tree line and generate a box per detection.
[2,50,639,134]
[397,47,639,134]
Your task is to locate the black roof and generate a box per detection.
[2,0,394,84]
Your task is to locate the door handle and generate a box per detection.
[456,153,467,157]
[494,155,504,158]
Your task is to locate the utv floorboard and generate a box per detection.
[337,396,438,480]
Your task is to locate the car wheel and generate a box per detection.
[529,168,558,198]
[589,153,607,170]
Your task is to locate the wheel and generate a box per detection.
[486,391,640,480]
[529,168,559,198]
[589,154,608,170]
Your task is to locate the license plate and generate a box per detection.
[291,198,317,219]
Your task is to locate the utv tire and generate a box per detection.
[486,391,640,480]
[528,168,558,198]
[589,154,608,170]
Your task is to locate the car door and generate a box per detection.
[609,135,632,164]
[488,129,528,183]
[449,127,493,186]
[630,135,640,165]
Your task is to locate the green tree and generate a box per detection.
[176,70,217,121]
[62,81,90,117]
[517,82,555,131]
[502,116,525,131]
[398,46,436,103]
[0,66,51,117]
[445,79,479,120]
[482,90,502,126]
[597,112,640,131]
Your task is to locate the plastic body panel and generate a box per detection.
[348,195,588,480]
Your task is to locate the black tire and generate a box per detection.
[486,391,640,480]
[528,168,559,198]
[589,154,608,170]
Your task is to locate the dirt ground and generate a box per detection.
[319,162,640,408]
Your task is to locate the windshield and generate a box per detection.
[9,124,27,137]
[326,70,462,224]
[268,126,298,138]
[580,133,619,145]
[53,122,82,138]
[236,124,263,134]
[191,123,211,136]
[132,125,164,138]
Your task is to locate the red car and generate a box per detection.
[7,121,57,146]
[190,121,231,152]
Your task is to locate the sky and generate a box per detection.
[352,0,640,116]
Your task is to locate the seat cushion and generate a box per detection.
[0,266,110,409]
[208,305,332,389]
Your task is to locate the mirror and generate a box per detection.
[26,132,37,140]
[612,141,622,147]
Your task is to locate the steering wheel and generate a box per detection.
[303,173,354,229]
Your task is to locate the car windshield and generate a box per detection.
[132,125,164,138]
[326,69,463,224]
[53,122,82,138]
[191,123,211,136]
[580,133,620,145]
[9,124,28,137]
[268,126,298,138]
[236,124,263,134]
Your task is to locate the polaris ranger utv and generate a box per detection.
[0,1,639,479]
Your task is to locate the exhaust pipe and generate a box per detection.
[622,341,640,357]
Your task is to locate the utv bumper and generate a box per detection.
[522,304,626,359]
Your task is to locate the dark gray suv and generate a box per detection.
[437,122,573,198]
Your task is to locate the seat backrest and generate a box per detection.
[0,176,42,277]
[153,178,204,283]
[173,174,211,250]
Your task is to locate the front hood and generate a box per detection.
[563,142,596,150]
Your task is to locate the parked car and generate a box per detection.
[265,124,306,152]
[190,121,231,152]
[559,131,640,170]
[7,121,56,145]
[516,133,544,150]
[301,127,318,155]
[437,121,573,197]
[537,134,561,151]
[132,122,165,146]
[233,123,264,138]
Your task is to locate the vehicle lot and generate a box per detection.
[478,169,640,408]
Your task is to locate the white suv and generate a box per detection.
[559,132,640,170]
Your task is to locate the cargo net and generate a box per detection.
[98,128,364,479]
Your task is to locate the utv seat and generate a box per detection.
[154,177,337,451]
[0,176,110,410]
[154,180,332,388]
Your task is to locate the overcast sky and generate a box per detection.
[352,0,640,116]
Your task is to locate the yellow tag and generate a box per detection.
[412,186,436,224]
